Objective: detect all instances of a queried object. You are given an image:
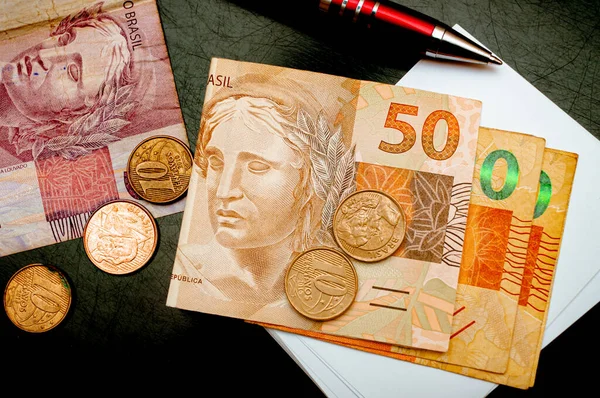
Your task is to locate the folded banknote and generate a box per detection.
[0,0,189,256]
[166,57,483,351]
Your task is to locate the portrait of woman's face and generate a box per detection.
[2,23,126,122]
[204,114,303,250]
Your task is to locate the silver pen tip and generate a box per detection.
[490,54,503,65]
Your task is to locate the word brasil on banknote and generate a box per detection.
[167,57,482,351]
[0,0,189,257]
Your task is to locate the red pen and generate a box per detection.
[318,0,502,65]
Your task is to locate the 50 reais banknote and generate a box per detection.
[0,0,189,256]
[166,57,482,351]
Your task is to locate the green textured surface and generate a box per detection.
[1,0,598,396]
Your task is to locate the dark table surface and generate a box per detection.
[1,0,598,396]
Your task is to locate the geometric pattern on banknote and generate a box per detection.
[518,225,556,311]
[34,147,118,242]
[411,277,456,335]
[458,204,513,290]
[356,162,454,264]
[321,265,456,338]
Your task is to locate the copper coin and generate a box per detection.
[333,189,406,263]
[83,200,158,275]
[4,264,72,333]
[126,135,193,204]
[285,247,358,321]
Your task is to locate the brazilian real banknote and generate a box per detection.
[167,57,483,351]
[0,0,189,257]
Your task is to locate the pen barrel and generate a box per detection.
[319,0,437,35]
[318,0,501,65]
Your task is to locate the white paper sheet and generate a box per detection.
[267,329,363,397]
[269,25,600,397]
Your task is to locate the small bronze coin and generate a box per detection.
[83,200,158,275]
[333,189,406,263]
[126,135,193,204]
[285,247,358,321]
[4,264,72,333]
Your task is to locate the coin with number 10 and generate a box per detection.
[127,135,193,204]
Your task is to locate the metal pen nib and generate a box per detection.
[427,25,503,65]
[490,54,503,65]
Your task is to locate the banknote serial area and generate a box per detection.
[1,0,578,392]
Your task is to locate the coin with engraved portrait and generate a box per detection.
[83,200,158,275]
[333,189,406,263]
[4,264,72,333]
[126,135,193,204]
[285,247,358,321]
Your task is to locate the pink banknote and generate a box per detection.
[0,0,189,256]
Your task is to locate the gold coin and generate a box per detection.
[83,200,158,275]
[126,135,193,204]
[4,264,72,333]
[285,247,358,321]
[333,189,406,263]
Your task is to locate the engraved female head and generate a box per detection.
[1,2,138,160]
[196,74,324,253]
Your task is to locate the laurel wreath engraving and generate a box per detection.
[286,108,356,247]
[10,82,137,161]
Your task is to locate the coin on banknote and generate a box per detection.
[3,264,72,333]
[333,189,406,263]
[285,247,358,321]
[83,200,158,275]
[126,135,193,204]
